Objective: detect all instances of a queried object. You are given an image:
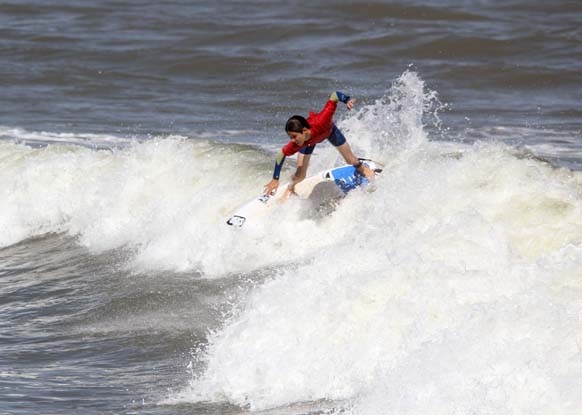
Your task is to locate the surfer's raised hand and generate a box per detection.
[346,98,356,111]
[330,91,355,111]
[263,178,279,196]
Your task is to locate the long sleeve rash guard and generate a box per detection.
[272,91,350,179]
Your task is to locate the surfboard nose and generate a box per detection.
[226,215,246,227]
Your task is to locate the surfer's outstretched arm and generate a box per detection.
[263,150,286,195]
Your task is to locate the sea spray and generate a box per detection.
[169,72,582,412]
[176,141,582,412]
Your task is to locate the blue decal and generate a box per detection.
[332,166,369,193]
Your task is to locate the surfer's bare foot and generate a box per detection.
[359,165,375,180]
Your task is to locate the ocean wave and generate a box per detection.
[165,72,582,412]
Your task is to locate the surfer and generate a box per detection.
[263,91,375,197]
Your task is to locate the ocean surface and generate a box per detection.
[1,1,582,414]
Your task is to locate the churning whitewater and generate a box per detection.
[2,72,581,414]
[168,73,582,413]
[2,1,582,413]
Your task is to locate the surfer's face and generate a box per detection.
[288,128,310,146]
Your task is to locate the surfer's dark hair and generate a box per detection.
[285,115,310,133]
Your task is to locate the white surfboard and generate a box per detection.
[226,159,383,228]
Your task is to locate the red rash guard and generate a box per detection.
[281,100,338,156]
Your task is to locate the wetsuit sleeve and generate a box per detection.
[330,91,351,104]
[272,150,286,180]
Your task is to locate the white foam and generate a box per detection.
[0,137,268,273]
[3,72,582,413]
[0,126,135,147]
[165,72,582,412]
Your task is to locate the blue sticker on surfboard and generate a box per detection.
[329,164,370,193]
[226,159,383,228]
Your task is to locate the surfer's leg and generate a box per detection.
[329,125,360,165]
[335,142,359,166]
[334,141,375,180]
